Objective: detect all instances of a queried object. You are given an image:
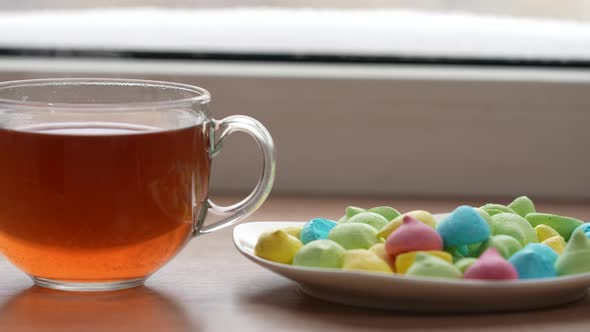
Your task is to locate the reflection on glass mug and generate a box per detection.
[0,79,275,291]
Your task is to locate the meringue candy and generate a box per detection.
[281,225,303,238]
[508,244,557,279]
[328,223,379,250]
[455,258,478,273]
[369,243,396,271]
[572,223,590,239]
[542,236,566,255]
[480,204,517,217]
[385,216,443,257]
[255,229,304,264]
[395,250,452,274]
[406,253,462,279]
[300,218,338,244]
[535,224,561,242]
[342,249,393,273]
[367,206,401,221]
[293,240,346,268]
[476,235,523,259]
[377,210,437,239]
[464,248,518,280]
[437,206,491,247]
[490,213,538,246]
[526,213,583,241]
[507,196,536,218]
[338,206,366,223]
[345,212,389,230]
[555,229,590,276]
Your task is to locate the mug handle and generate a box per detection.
[196,115,276,235]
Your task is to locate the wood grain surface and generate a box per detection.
[1,195,590,332]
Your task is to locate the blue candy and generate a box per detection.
[300,218,338,244]
[573,223,590,239]
[508,243,557,279]
[437,206,491,247]
[525,243,559,263]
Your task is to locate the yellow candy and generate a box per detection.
[368,243,396,271]
[535,224,561,242]
[377,210,437,239]
[395,250,453,274]
[543,235,566,255]
[255,230,303,264]
[281,226,303,238]
[342,249,393,273]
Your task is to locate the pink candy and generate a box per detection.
[464,248,518,280]
[385,216,443,257]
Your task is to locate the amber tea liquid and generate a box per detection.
[0,121,210,282]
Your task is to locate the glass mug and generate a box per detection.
[0,78,275,291]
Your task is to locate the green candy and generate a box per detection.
[328,223,379,250]
[490,213,538,246]
[555,230,590,276]
[447,243,484,259]
[338,206,366,223]
[445,245,468,259]
[476,235,523,259]
[346,206,365,217]
[457,245,470,257]
[337,215,348,223]
[480,204,517,216]
[406,253,462,279]
[526,213,584,241]
[508,196,536,218]
[467,242,484,257]
[293,240,346,268]
[476,208,493,226]
[345,212,389,230]
[455,258,477,273]
[367,206,401,221]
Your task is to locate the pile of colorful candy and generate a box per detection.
[254,196,590,280]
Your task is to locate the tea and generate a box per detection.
[0,121,210,282]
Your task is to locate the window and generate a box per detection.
[1,1,589,198]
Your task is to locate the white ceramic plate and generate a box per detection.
[233,214,590,312]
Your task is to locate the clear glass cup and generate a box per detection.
[0,78,275,291]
